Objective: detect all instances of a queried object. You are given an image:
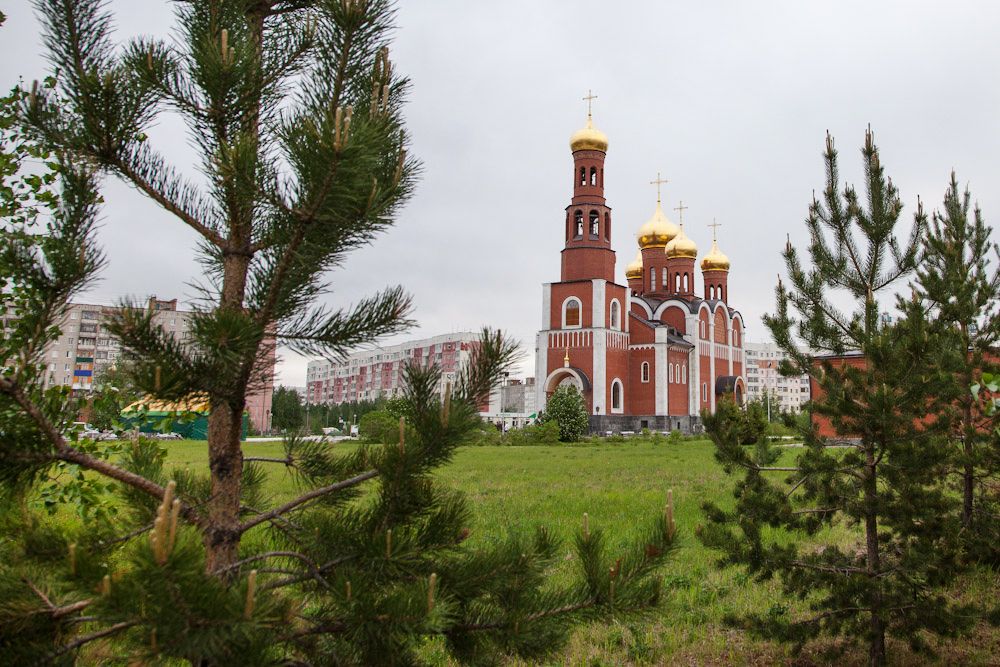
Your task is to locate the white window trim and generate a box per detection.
[610,378,624,413]
[561,297,583,329]
[641,361,650,383]
[609,298,621,330]
[669,363,674,383]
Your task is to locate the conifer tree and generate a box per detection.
[699,130,970,665]
[1,2,678,663]
[913,173,1000,559]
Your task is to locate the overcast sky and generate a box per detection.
[4,1,1000,387]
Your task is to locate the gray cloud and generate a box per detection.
[4,1,999,386]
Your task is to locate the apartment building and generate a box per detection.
[743,341,811,414]
[305,332,480,405]
[5,297,274,431]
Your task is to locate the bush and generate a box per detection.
[502,420,561,446]
[358,410,400,444]
[668,430,683,445]
[540,386,588,442]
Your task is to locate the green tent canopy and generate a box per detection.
[120,394,248,440]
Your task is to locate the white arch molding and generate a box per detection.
[561,296,582,328]
[610,378,624,413]
[543,367,588,395]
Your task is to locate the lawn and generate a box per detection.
[152,437,999,665]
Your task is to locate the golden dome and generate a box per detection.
[636,201,680,249]
[625,250,644,280]
[665,225,698,259]
[700,239,731,272]
[570,115,609,152]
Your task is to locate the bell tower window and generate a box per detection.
[650,268,656,291]
[589,210,599,237]
[579,167,586,186]
[563,298,582,328]
[574,210,583,238]
[604,212,610,241]
[590,167,597,186]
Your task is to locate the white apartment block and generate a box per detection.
[305,332,480,405]
[743,341,811,414]
[3,297,274,431]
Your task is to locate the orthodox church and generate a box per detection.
[534,98,746,433]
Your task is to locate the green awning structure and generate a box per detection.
[120,393,248,440]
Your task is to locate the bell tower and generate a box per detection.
[561,91,615,283]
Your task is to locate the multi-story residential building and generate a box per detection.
[743,341,811,415]
[305,332,480,405]
[482,377,538,430]
[6,297,274,432]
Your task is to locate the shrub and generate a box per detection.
[358,410,399,444]
[540,386,588,442]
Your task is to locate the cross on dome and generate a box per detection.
[649,172,668,203]
[673,200,688,226]
[708,218,722,241]
[583,89,598,118]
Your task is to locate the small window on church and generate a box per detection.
[650,268,656,291]
[579,167,586,186]
[662,270,668,288]
[669,363,674,383]
[611,379,623,412]
[589,210,599,237]
[604,212,610,241]
[683,274,689,293]
[590,167,597,186]
[574,210,583,238]
[702,383,708,402]
[641,361,649,383]
[682,364,686,383]
[564,298,581,328]
[675,274,680,292]
[610,300,620,330]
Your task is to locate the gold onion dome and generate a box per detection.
[701,239,731,271]
[636,201,680,249]
[570,115,609,152]
[625,250,644,280]
[665,225,698,259]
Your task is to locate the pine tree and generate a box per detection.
[1,2,679,663]
[699,130,971,665]
[913,173,1000,559]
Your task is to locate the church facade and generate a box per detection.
[534,104,746,433]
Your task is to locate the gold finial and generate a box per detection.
[649,172,669,204]
[563,347,570,368]
[673,201,688,226]
[708,218,722,242]
[583,89,598,119]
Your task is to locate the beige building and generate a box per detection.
[8,297,274,432]
[744,341,811,415]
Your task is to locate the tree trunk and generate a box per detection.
[864,442,886,667]
[204,253,251,576]
[962,439,975,527]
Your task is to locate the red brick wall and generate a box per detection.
[714,309,728,344]
[561,247,616,283]
[550,281,593,329]
[660,304,686,332]
[629,347,656,415]
[668,349,690,416]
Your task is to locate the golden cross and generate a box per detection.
[583,89,598,118]
[649,172,669,203]
[708,218,722,242]
[674,200,688,225]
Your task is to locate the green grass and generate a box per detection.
[147,438,999,665]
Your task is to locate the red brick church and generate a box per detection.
[535,98,746,433]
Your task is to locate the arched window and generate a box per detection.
[589,210,599,237]
[590,167,597,186]
[662,270,668,288]
[611,379,623,413]
[609,299,621,330]
[641,361,650,383]
[681,364,686,383]
[579,167,586,186]
[709,285,715,300]
[650,268,656,291]
[573,210,583,238]
[604,212,610,241]
[683,274,689,292]
[700,319,707,338]
[563,298,582,328]
[675,274,680,292]
[669,363,674,383]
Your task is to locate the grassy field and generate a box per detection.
[156,437,999,666]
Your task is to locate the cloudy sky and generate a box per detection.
[4,1,999,386]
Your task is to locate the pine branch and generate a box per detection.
[238,469,377,533]
[49,621,138,659]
